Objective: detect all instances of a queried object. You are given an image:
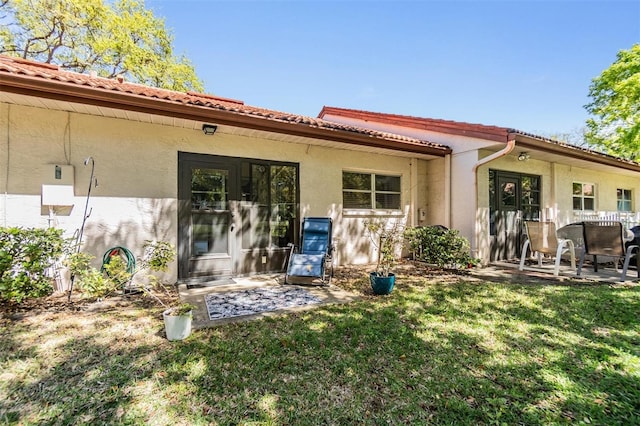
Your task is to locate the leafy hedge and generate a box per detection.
[0,227,66,303]
[404,226,479,269]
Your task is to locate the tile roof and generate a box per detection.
[319,106,640,169]
[319,106,513,142]
[0,55,450,155]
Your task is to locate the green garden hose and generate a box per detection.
[101,246,136,274]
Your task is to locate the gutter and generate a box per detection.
[471,137,516,260]
[0,74,451,158]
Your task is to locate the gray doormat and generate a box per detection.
[205,286,322,320]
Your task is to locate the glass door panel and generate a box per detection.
[270,165,297,248]
[191,168,230,256]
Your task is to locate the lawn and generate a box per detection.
[1,267,639,425]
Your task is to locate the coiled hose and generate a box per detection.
[101,246,136,274]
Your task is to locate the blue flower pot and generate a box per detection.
[370,272,395,295]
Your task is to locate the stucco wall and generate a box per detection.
[475,152,640,263]
[424,157,446,226]
[1,102,422,282]
[450,150,480,249]
[551,162,640,224]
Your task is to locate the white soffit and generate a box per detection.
[0,91,440,160]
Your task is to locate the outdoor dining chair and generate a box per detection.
[577,221,640,281]
[519,221,576,276]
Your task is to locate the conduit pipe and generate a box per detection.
[471,137,516,262]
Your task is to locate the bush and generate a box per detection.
[66,252,122,298]
[77,268,119,298]
[66,240,176,301]
[0,227,66,303]
[365,219,405,277]
[142,240,175,273]
[404,226,479,269]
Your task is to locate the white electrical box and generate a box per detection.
[41,164,75,206]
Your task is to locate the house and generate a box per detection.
[0,55,451,284]
[319,106,640,264]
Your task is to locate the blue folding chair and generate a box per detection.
[285,217,334,285]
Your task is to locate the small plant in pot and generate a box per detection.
[163,302,196,341]
[365,219,405,295]
[136,241,195,341]
[110,241,193,341]
[68,240,193,340]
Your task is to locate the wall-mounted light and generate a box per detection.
[517,152,530,161]
[202,124,218,135]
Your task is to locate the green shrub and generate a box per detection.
[0,227,66,303]
[67,240,176,301]
[65,252,94,277]
[142,240,175,273]
[66,252,123,298]
[404,226,479,269]
[365,219,405,277]
[102,255,132,287]
[76,268,119,298]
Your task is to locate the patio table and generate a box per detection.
[557,221,634,249]
[565,221,640,280]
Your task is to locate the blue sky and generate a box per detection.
[147,0,639,137]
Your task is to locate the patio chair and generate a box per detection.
[285,217,334,285]
[519,221,576,276]
[556,222,585,253]
[577,221,640,281]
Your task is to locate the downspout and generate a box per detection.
[471,137,516,262]
[2,105,9,227]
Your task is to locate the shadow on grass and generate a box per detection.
[1,276,639,425]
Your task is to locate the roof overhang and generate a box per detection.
[0,73,450,158]
[512,132,640,174]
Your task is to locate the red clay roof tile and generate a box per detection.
[318,106,640,169]
[0,54,450,154]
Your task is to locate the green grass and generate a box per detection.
[1,271,639,425]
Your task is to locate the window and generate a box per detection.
[240,161,298,249]
[520,175,541,220]
[573,182,595,211]
[343,171,401,210]
[617,188,632,212]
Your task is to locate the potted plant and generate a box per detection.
[365,219,405,295]
[67,240,193,340]
[108,241,193,340]
[135,241,196,341]
[162,302,196,341]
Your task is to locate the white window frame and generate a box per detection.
[572,182,596,211]
[342,171,402,211]
[617,188,632,212]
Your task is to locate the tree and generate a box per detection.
[0,0,204,92]
[544,127,590,149]
[585,44,640,160]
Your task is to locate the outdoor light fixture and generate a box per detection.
[202,124,218,135]
[518,152,530,161]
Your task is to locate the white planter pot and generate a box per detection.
[163,309,192,341]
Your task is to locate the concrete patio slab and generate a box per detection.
[483,260,640,284]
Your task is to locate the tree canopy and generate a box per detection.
[0,0,204,92]
[585,44,640,161]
